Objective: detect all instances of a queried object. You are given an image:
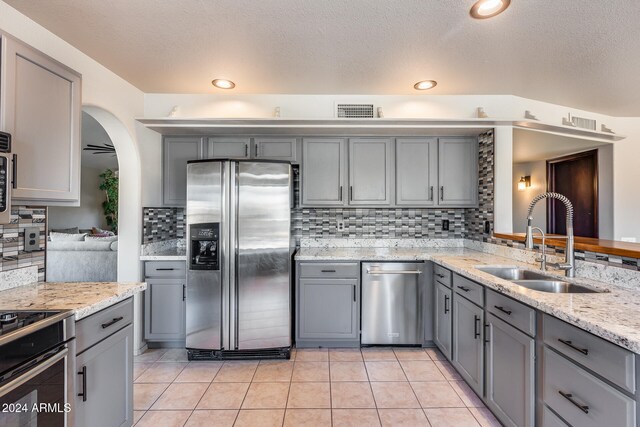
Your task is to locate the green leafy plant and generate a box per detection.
[99,169,119,233]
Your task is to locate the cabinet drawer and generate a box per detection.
[76,298,133,354]
[145,261,186,278]
[487,289,536,336]
[453,274,484,306]
[542,406,568,427]
[434,265,452,288]
[543,315,635,393]
[543,347,636,427]
[299,262,359,278]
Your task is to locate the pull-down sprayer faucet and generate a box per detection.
[524,192,575,278]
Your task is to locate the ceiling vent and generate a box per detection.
[563,114,596,131]
[336,103,375,118]
[0,132,11,153]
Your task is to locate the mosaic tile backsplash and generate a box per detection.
[142,207,185,244]
[0,206,46,281]
[465,131,494,241]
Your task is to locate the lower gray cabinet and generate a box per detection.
[75,323,133,427]
[297,278,359,342]
[485,313,535,427]
[434,281,453,360]
[452,292,484,395]
[144,261,187,342]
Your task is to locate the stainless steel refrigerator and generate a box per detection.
[186,159,293,360]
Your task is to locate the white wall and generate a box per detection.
[612,118,640,242]
[49,167,109,231]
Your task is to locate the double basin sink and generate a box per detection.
[476,266,604,294]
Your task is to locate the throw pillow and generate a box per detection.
[50,227,79,234]
[91,227,115,236]
[85,235,118,242]
[49,232,87,242]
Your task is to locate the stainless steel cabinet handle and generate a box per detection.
[353,284,356,302]
[435,273,445,279]
[254,144,259,157]
[474,315,481,339]
[484,323,490,343]
[457,285,471,292]
[349,186,353,201]
[367,269,422,275]
[11,154,17,189]
[494,305,512,316]
[78,365,87,402]
[440,186,444,201]
[339,186,343,202]
[244,144,248,157]
[183,284,186,301]
[558,338,589,355]
[444,295,450,314]
[429,186,434,201]
[156,268,176,271]
[559,391,589,414]
[321,269,336,273]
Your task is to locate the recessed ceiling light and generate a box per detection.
[470,0,511,19]
[414,80,438,90]
[211,79,236,89]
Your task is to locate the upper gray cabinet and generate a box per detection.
[348,138,393,205]
[438,137,478,207]
[163,137,204,206]
[302,138,347,206]
[396,138,438,206]
[1,34,82,205]
[254,137,298,162]
[207,137,251,159]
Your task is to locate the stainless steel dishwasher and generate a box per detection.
[361,262,424,345]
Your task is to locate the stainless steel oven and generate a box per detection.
[0,310,76,427]
[0,131,12,224]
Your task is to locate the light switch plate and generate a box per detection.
[24,227,40,252]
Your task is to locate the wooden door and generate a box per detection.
[547,150,598,238]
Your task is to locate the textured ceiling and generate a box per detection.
[5,0,640,115]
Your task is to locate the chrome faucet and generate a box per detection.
[529,227,547,270]
[524,192,575,278]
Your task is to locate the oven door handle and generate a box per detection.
[0,347,68,397]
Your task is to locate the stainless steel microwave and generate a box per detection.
[0,131,12,224]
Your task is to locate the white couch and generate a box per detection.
[46,240,118,282]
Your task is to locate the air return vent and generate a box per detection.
[336,104,375,118]
[0,131,11,153]
[563,114,596,131]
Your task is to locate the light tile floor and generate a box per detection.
[133,347,501,427]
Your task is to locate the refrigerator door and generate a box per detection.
[186,161,226,350]
[234,161,292,350]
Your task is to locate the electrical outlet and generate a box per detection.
[337,221,345,231]
[24,227,40,252]
[442,219,450,231]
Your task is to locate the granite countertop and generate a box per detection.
[296,247,640,354]
[139,248,187,261]
[0,282,147,320]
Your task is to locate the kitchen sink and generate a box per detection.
[476,266,605,293]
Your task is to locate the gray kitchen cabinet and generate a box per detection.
[144,261,186,342]
[485,313,535,427]
[452,291,484,395]
[75,324,133,427]
[395,138,438,206]
[162,136,205,206]
[253,137,298,162]
[207,137,251,158]
[437,137,478,207]
[302,138,347,206]
[348,138,393,205]
[434,281,453,360]
[2,33,82,205]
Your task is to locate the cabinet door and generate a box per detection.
[396,138,438,206]
[433,282,453,360]
[438,137,478,207]
[145,278,186,341]
[348,138,393,205]
[3,36,81,205]
[302,138,346,206]
[207,137,250,158]
[486,313,535,427]
[254,137,298,162]
[75,324,133,427]
[298,278,358,340]
[163,137,204,206]
[452,293,484,395]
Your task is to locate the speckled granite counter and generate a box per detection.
[296,247,640,354]
[139,248,187,261]
[0,282,146,320]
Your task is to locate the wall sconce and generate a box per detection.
[517,176,531,191]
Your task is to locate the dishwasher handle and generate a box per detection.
[366,269,422,275]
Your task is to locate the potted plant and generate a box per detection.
[99,169,118,233]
